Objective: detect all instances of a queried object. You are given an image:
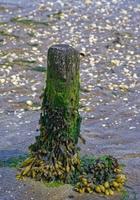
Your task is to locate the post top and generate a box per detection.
[47,43,80,82]
[49,44,77,53]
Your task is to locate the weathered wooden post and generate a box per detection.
[44,44,81,143]
[18,44,126,195]
[19,44,81,181]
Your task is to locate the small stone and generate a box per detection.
[26,100,33,106]
[111,59,120,66]
[0,79,5,84]
[129,127,136,130]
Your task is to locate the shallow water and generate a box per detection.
[0,0,140,199]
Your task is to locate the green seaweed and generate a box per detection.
[0,6,6,11]
[47,11,64,20]
[30,66,46,72]
[122,186,137,200]
[13,59,36,64]
[0,22,7,25]
[0,155,28,168]
[11,17,49,27]
[0,30,19,38]
[121,190,129,200]
[43,181,64,188]
[27,42,39,47]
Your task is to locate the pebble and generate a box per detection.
[0,79,5,84]
[26,100,33,106]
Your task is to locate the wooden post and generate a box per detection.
[18,45,125,196]
[45,44,81,143]
[20,44,81,181]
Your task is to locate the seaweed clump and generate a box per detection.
[74,155,126,195]
[17,99,81,183]
[16,101,126,196]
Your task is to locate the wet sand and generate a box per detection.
[0,0,140,199]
